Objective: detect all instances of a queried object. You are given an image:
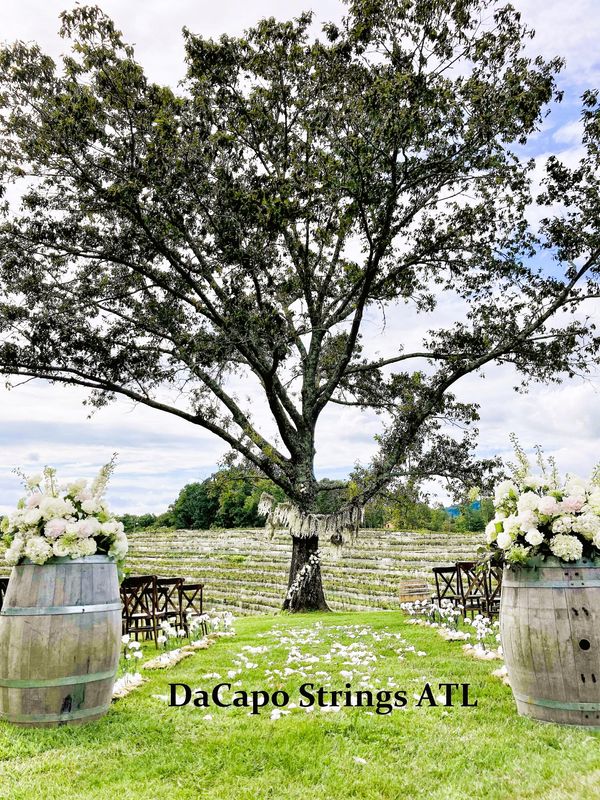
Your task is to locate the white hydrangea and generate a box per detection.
[24,536,53,565]
[552,516,574,534]
[101,520,124,536]
[517,510,538,530]
[586,489,600,515]
[549,534,583,562]
[564,475,589,497]
[52,537,71,558]
[560,496,585,514]
[76,537,97,557]
[109,533,128,560]
[38,496,75,521]
[4,537,25,566]
[80,498,101,515]
[502,515,521,536]
[571,513,600,540]
[521,475,544,490]
[494,480,518,505]
[65,479,87,495]
[517,492,539,514]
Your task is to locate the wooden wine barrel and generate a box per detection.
[500,558,600,727]
[0,555,121,728]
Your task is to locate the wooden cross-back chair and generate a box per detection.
[432,565,461,607]
[456,561,487,618]
[120,574,165,646]
[484,564,503,619]
[178,582,207,636]
[156,577,184,628]
[0,577,9,612]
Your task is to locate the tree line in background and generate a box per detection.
[118,468,494,534]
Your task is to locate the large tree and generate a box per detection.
[1,2,599,610]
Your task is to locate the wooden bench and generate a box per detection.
[398,579,431,604]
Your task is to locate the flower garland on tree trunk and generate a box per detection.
[257,493,363,547]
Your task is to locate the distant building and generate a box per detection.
[444,500,481,518]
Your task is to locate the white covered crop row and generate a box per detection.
[126,528,483,615]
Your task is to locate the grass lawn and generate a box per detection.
[0,610,599,800]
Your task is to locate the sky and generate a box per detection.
[1,0,599,514]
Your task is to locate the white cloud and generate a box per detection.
[553,120,585,146]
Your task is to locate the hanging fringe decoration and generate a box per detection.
[258,492,363,543]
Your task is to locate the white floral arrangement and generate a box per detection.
[485,440,600,566]
[1,457,128,569]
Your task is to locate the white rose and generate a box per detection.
[538,495,559,516]
[497,530,514,550]
[525,528,544,546]
[44,518,68,540]
[23,508,43,526]
[26,493,43,508]
[485,520,498,543]
[75,517,101,539]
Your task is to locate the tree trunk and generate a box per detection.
[282,534,330,612]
